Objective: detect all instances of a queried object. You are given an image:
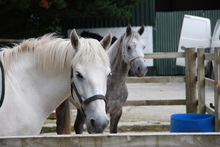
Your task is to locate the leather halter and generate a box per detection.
[70,67,106,114]
[0,61,5,108]
[123,50,145,63]
[129,56,145,63]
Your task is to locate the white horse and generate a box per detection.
[0,29,112,136]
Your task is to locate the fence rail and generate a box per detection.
[0,39,21,43]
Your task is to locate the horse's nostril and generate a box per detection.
[91,119,95,127]
[138,67,141,72]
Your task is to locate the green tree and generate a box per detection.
[0,0,143,39]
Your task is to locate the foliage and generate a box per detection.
[0,0,143,39]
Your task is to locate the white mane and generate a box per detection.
[0,34,110,74]
[0,34,74,73]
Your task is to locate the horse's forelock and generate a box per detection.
[72,38,109,67]
[124,30,140,44]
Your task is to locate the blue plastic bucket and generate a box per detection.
[170,113,215,132]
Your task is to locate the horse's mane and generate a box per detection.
[0,34,74,73]
[0,33,109,73]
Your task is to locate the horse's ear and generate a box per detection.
[126,24,132,36]
[138,24,145,35]
[70,29,80,51]
[100,32,112,50]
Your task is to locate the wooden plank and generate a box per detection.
[205,78,214,88]
[1,133,220,147]
[197,48,206,113]
[0,39,21,43]
[214,47,220,132]
[126,76,185,83]
[124,99,186,106]
[144,52,185,59]
[185,48,197,113]
[204,53,214,60]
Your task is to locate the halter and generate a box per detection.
[0,60,5,108]
[123,49,145,63]
[128,56,145,63]
[70,67,106,115]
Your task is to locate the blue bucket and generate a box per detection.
[170,113,215,132]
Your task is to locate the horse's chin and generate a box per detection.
[134,69,147,77]
[87,129,104,134]
[85,116,109,134]
[135,72,146,77]
[86,124,107,134]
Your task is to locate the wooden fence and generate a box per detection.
[1,133,220,147]
[126,47,220,132]
[0,39,21,43]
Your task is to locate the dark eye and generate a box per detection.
[128,46,131,50]
[143,46,146,49]
[76,71,83,79]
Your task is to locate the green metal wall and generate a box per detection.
[155,10,220,75]
[61,0,155,31]
[61,1,220,76]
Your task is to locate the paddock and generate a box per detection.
[1,47,220,146]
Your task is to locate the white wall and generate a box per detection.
[68,26,153,66]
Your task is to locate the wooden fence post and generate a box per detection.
[214,47,220,132]
[185,48,197,113]
[197,48,205,113]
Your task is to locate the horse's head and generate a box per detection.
[70,29,112,133]
[122,24,148,77]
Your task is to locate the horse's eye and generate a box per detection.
[76,71,83,79]
[128,46,131,50]
[143,46,146,49]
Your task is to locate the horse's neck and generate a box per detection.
[107,36,130,86]
[0,39,74,135]
[5,53,70,109]
[3,42,72,119]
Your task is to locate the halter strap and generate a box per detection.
[70,68,106,114]
[0,60,5,108]
[123,49,145,63]
[84,95,106,105]
[129,56,145,63]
